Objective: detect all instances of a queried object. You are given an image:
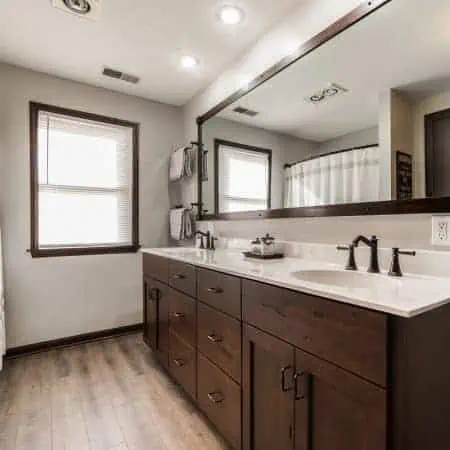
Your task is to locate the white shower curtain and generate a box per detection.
[0,230,4,371]
[284,146,380,208]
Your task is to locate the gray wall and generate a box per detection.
[0,63,183,348]
[315,126,378,154]
[202,117,316,212]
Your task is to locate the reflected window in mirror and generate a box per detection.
[215,139,271,214]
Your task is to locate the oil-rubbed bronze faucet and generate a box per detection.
[351,235,380,273]
[194,230,217,250]
[388,248,416,277]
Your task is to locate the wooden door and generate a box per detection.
[143,277,169,368]
[243,325,295,450]
[294,348,386,450]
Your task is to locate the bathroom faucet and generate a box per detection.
[351,235,380,273]
[194,231,216,250]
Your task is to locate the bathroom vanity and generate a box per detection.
[142,248,450,450]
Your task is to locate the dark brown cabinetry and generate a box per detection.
[143,252,450,450]
[243,325,295,450]
[143,277,169,369]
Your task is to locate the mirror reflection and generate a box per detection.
[200,0,450,215]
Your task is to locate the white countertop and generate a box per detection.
[141,247,450,318]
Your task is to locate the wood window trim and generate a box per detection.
[29,101,140,258]
[214,139,272,216]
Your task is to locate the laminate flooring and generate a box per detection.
[0,333,230,450]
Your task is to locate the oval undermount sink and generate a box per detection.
[291,269,397,289]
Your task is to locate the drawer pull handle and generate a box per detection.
[149,287,159,302]
[173,312,185,319]
[207,391,225,404]
[207,287,223,294]
[173,359,185,367]
[281,366,294,392]
[173,274,186,280]
[207,334,223,343]
[294,372,311,400]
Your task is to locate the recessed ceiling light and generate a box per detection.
[181,55,199,70]
[219,5,244,25]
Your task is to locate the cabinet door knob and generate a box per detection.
[173,274,186,280]
[207,391,225,404]
[173,359,185,367]
[207,334,222,343]
[294,372,311,400]
[281,366,294,392]
[207,287,223,294]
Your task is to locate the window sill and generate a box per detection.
[30,244,141,258]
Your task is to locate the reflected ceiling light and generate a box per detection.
[181,55,199,70]
[219,5,244,25]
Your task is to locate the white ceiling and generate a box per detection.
[219,0,450,142]
[0,0,298,106]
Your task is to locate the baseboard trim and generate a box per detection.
[5,323,143,359]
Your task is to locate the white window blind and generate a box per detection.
[218,145,270,213]
[36,110,135,249]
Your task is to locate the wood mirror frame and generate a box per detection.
[196,0,450,221]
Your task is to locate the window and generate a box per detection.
[215,139,271,214]
[30,102,139,257]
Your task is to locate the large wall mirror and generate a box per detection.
[197,0,450,220]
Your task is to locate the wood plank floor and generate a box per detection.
[0,333,230,450]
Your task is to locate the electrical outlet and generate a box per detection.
[432,216,450,246]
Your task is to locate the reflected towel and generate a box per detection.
[170,208,193,240]
[170,147,193,181]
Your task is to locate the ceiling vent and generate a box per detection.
[52,0,101,21]
[305,83,348,104]
[233,106,259,117]
[102,67,140,84]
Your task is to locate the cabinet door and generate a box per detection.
[294,348,386,450]
[243,325,295,450]
[143,277,169,369]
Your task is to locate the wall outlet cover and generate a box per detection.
[432,216,450,246]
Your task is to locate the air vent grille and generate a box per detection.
[233,106,259,117]
[102,67,140,84]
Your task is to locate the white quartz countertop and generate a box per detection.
[141,247,450,318]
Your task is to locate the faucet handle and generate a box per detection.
[337,244,357,271]
[388,248,416,277]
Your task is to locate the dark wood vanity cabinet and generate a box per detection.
[143,253,450,450]
[143,277,169,369]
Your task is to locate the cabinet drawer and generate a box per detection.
[197,268,241,319]
[143,253,169,283]
[198,303,242,383]
[168,288,196,348]
[243,279,388,386]
[197,353,241,450]
[169,331,196,399]
[169,260,197,297]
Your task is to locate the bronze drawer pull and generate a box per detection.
[207,334,223,343]
[173,274,186,280]
[207,391,225,404]
[207,287,223,294]
[173,312,185,319]
[173,359,185,367]
[294,372,311,400]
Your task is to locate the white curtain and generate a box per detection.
[0,229,5,371]
[284,146,380,208]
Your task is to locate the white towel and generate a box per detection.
[170,208,184,240]
[170,147,193,181]
[170,208,193,241]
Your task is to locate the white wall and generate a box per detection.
[0,63,183,348]
[202,117,316,211]
[316,127,378,154]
